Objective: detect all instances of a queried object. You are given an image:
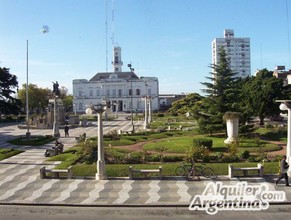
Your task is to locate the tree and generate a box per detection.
[62,94,73,112]
[17,84,50,114]
[241,69,286,125]
[0,67,21,114]
[199,47,240,134]
[167,93,203,115]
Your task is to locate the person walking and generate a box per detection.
[275,155,289,186]
[64,124,69,137]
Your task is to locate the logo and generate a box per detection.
[189,181,286,215]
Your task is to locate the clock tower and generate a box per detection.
[112,46,123,72]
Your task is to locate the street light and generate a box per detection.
[25,40,30,139]
[128,64,134,133]
[86,102,107,180]
[277,100,291,176]
[25,25,49,139]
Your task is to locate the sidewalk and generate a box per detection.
[1,147,291,206]
[1,123,291,207]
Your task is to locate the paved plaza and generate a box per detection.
[0,120,291,207]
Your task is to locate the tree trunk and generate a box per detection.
[259,117,264,125]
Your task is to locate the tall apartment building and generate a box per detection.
[212,29,251,78]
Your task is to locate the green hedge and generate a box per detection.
[193,138,213,149]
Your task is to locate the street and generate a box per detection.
[1,205,291,220]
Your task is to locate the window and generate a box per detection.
[129,89,132,96]
[78,90,82,96]
[106,89,110,97]
[112,89,116,97]
[148,89,151,95]
[115,56,118,63]
[90,90,93,96]
[96,90,100,96]
[118,89,122,96]
[136,89,141,96]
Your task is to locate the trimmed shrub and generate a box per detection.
[239,124,255,134]
[193,138,213,150]
[238,150,250,159]
[125,152,143,164]
[162,155,184,162]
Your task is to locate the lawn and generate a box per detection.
[71,162,279,177]
[8,135,56,146]
[142,135,279,154]
[0,148,23,161]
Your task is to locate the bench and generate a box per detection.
[129,166,163,179]
[44,143,64,157]
[228,163,264,178]
[40,166,73,179]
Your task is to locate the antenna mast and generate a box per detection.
[105,0,108,71]
[112,0,115,46]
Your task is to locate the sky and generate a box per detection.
[1,0,291,95]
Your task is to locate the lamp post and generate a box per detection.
[86,102,107,180]
[277,100,291,176]
[52,81,60,137]
[25,25,49,138]
[25,40,30,139]
[127,64,135,132]
[144,96,148,129]
[148,96,152,123]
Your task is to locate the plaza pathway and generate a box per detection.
[0,120,291,207]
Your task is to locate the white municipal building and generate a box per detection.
[72,46,159,114]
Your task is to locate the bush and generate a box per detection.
[247,155,265,163]
[171,112,178,116]
[162,155,184,162]
[239,124,255,134]
[156,113,165,117]
[125,152,143,164]
[210,152,224,162]
[238,150,250,160]
[104,130,120,140]
[193,138,213,150]
[148,154,161,162]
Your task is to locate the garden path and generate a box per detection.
[112,140,185,156]
[266,140,286,156]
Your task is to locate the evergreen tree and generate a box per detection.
[199,47,240,134]
[0,67,21,114]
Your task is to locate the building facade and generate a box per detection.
[212,29,251,78]
[73,47,159,113]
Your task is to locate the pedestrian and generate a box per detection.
[64,124,69,137]
[275,155,289,186]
